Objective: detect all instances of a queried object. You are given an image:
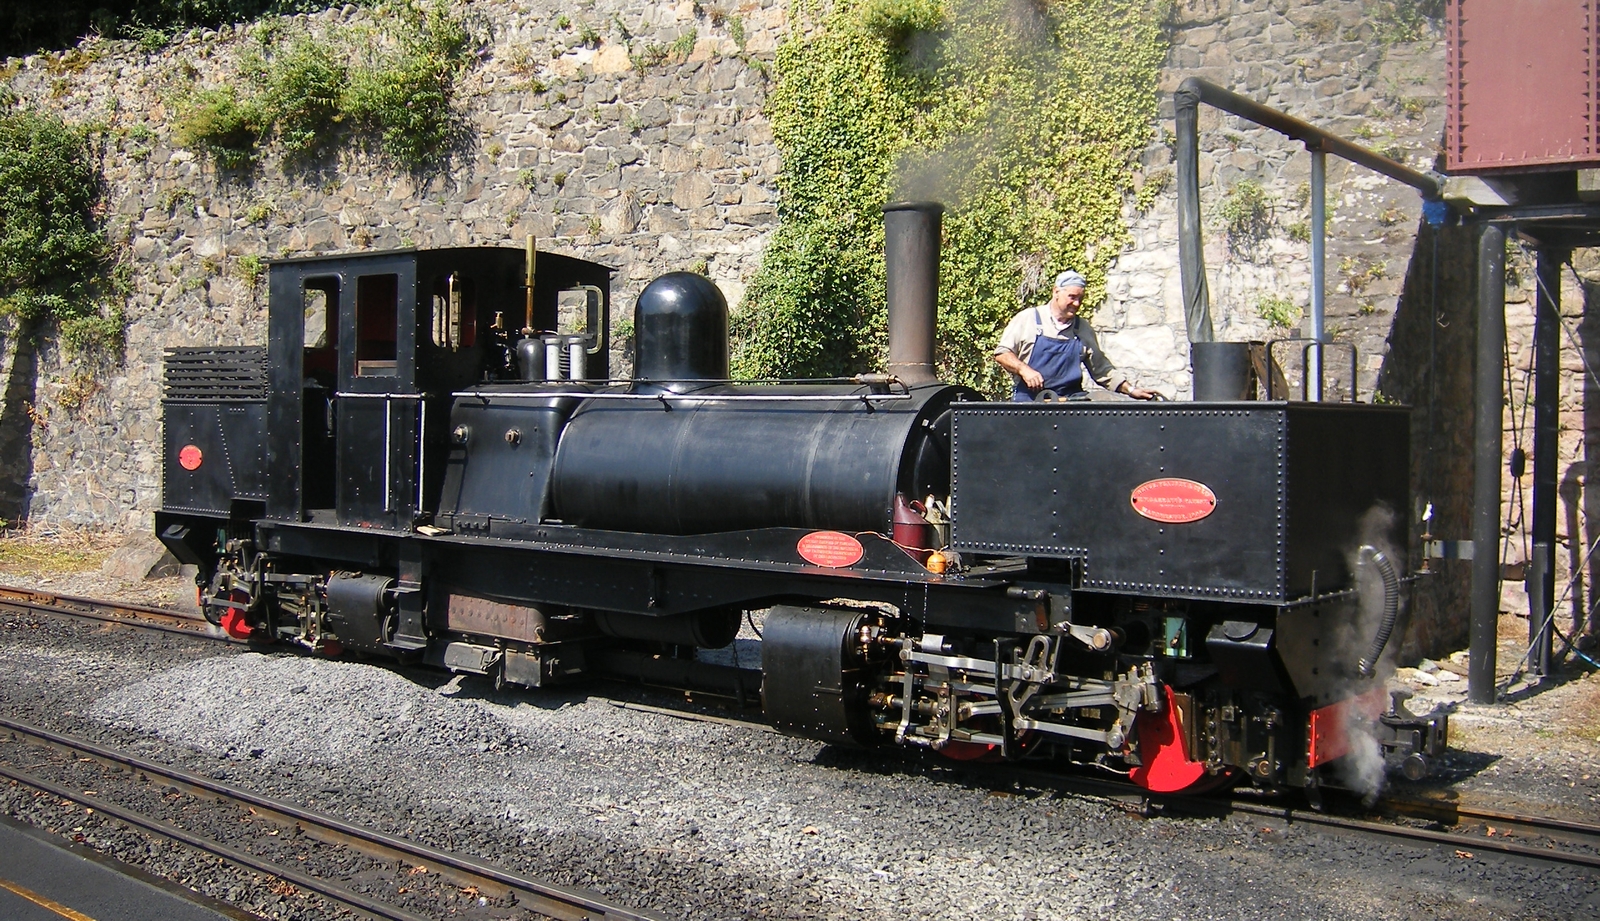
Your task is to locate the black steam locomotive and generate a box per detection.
[156,203,1445,795]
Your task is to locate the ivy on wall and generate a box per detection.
[734,0,1170,395]
[0,108,123,362]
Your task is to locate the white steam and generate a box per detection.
[1330,504,1405,802]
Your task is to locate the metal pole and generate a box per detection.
[1529,246,1566,678]
[1469,224,1506,703]
[1308,147,1326,401]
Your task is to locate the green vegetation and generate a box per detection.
[173,1,475,171]
[1255,293,1300,329]
[0,526,118,572]
[174,86,266,170]
[1217,179,1274,251]
[1339,255,1387,294]
[236,253,266,287]
[262,33,346,164]
[0,109,123,362]
[669,28,698,61]
[734,0,1169,395]
[1367,0,1444,44]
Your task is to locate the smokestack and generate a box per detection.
[882,201,943,385]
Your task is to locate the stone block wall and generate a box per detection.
[1,0,785,529]
[1102,0,1447,401]
[1497,250,1600,650]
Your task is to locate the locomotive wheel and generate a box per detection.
[1128,686,1238,795]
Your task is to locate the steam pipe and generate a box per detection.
[1356,545,1400,678]
[1469,224,1506,704]
[1172,78,1443,362]
[1173,86,1213,344]
[883,202,944,385]
[523,234,537,333]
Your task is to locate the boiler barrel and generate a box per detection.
[550,384,964,534]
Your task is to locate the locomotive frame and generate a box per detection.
[156,204,1447,796]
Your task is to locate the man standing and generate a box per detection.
[994,271,1156,402]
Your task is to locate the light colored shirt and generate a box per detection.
[995,307,1127,392]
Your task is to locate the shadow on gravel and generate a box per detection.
[1496,663,1599,705]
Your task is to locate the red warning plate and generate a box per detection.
[796,530,865,568]
[1130,478,1216,523]
[178,445,203,471]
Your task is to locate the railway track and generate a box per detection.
[7,582,1600,875]
[0,583,225,639]
[0,716,666,921]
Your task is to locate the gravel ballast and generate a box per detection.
[3,611,1596,921]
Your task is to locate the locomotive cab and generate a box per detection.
[258,246,612,530]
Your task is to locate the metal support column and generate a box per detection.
[1308,147,1326,400]
[1469,224,1506,703]
[1528,247,1566,678]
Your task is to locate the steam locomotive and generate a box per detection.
[156,203,1446,795]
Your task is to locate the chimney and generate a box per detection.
[882,201,944,385]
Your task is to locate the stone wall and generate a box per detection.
[1102,0,1448,401]
[0,0,785,529]
[1497,250,1600,650]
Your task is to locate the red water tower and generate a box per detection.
[1446,0,1600,174]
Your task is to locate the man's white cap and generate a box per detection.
[1054,270,1087,289]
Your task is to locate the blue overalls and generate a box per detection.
[1012,308,1086,402]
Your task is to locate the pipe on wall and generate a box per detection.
[1171,77,1443,371]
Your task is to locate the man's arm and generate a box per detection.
[1081,322,1156,400]
[995,349,1043,391]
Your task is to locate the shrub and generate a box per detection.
[173,1,475,172]
[0,108,123,363]
[263,33,348,164]
[1218,179,1274,249]
[1255,294,1299,329]
[735,0,1168,393]
[174,86,267,170]
[859,0,947,47]
[0,110,106,321]
[0,2,334,58]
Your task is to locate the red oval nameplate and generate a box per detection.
[797,530,865,568]
[1130,478,1216,523]
[179,445,203,471]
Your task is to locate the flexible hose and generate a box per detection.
[1357,545,1400,678]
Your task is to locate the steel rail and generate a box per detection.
[0,759,437,921]
[0,584,226,640]
[612,700,1600,869]
[1379,796,1600,846]
[0,717,667,921]
[973,761,1600,871]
